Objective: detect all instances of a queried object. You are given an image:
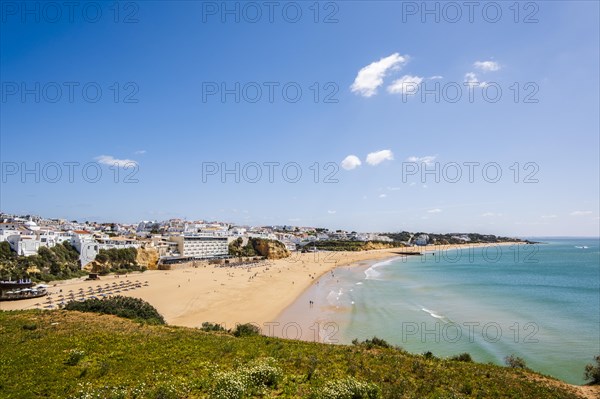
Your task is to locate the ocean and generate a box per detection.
[276,238,600,385]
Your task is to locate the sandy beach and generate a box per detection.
[0,243,524,330]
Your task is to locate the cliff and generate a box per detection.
[252,239,290,259]
[136,246,159,269]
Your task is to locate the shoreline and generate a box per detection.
[272,241,526,342]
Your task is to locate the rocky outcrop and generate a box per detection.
[252,239,290,259]
[136,247,159,269]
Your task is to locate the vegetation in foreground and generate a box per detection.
[0,310,586,399]
[584,355,600,385]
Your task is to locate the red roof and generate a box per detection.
[73,230,91,234]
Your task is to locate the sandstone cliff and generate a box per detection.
[253,239,290,259]
[136,247,160,269]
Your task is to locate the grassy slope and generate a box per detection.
[0,310,584,399]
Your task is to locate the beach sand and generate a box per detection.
[0,243,523,331]
[0,248,404,327]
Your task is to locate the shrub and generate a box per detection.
[316,377,380,399]
[201,322,228,332]
[504,354,527,369]
[307,355,318,380]
[422,351,436,360]
[64,296,165,324]
[211,372,246,399]
[65,349,85,366]
[22,323,37,331]
[352,337,391,349]
[243,359,282,389]
[584,355,600,384]
[450,353,473,362]
[210,359,282,399]
[233,323,260,337]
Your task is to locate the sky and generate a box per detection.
[1,1,599,237]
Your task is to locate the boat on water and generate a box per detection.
[574,246,589,249]
[0,279,48,301]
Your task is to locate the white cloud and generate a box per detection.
[427,208,442,213]
[464,72,485,88]
[366,150,394,165]
[429,75,444,80]
[341,155,362,170]
[95,155,138,168]
[387,186,401,191]
[387,75,424,95]
[570,211,592,216]
[541,214,557,219]
[379,194,387,198]
[134,150,147,155]
[327,210,337,214]
[474,61,500,72]
[406,155,437,165]
[351,53,408,97]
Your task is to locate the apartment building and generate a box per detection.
[169,235,229,259]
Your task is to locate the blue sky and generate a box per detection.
[1,1,599,236]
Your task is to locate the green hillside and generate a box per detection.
[0,310,584,399]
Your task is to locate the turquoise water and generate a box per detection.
[311,239,599,385]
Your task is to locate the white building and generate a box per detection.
[169,235,229,259]
[6,235,40,256]
[415,234,430,246]
[38,229,72,247]
[78,237,141,267]
[70,230,94,253]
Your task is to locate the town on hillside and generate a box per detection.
[0,211,521,276]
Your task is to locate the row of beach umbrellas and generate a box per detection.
[34,280,149,309]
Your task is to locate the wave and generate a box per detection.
[326,288,344,306]
[421,307,452,323]
[364,258,397,280]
